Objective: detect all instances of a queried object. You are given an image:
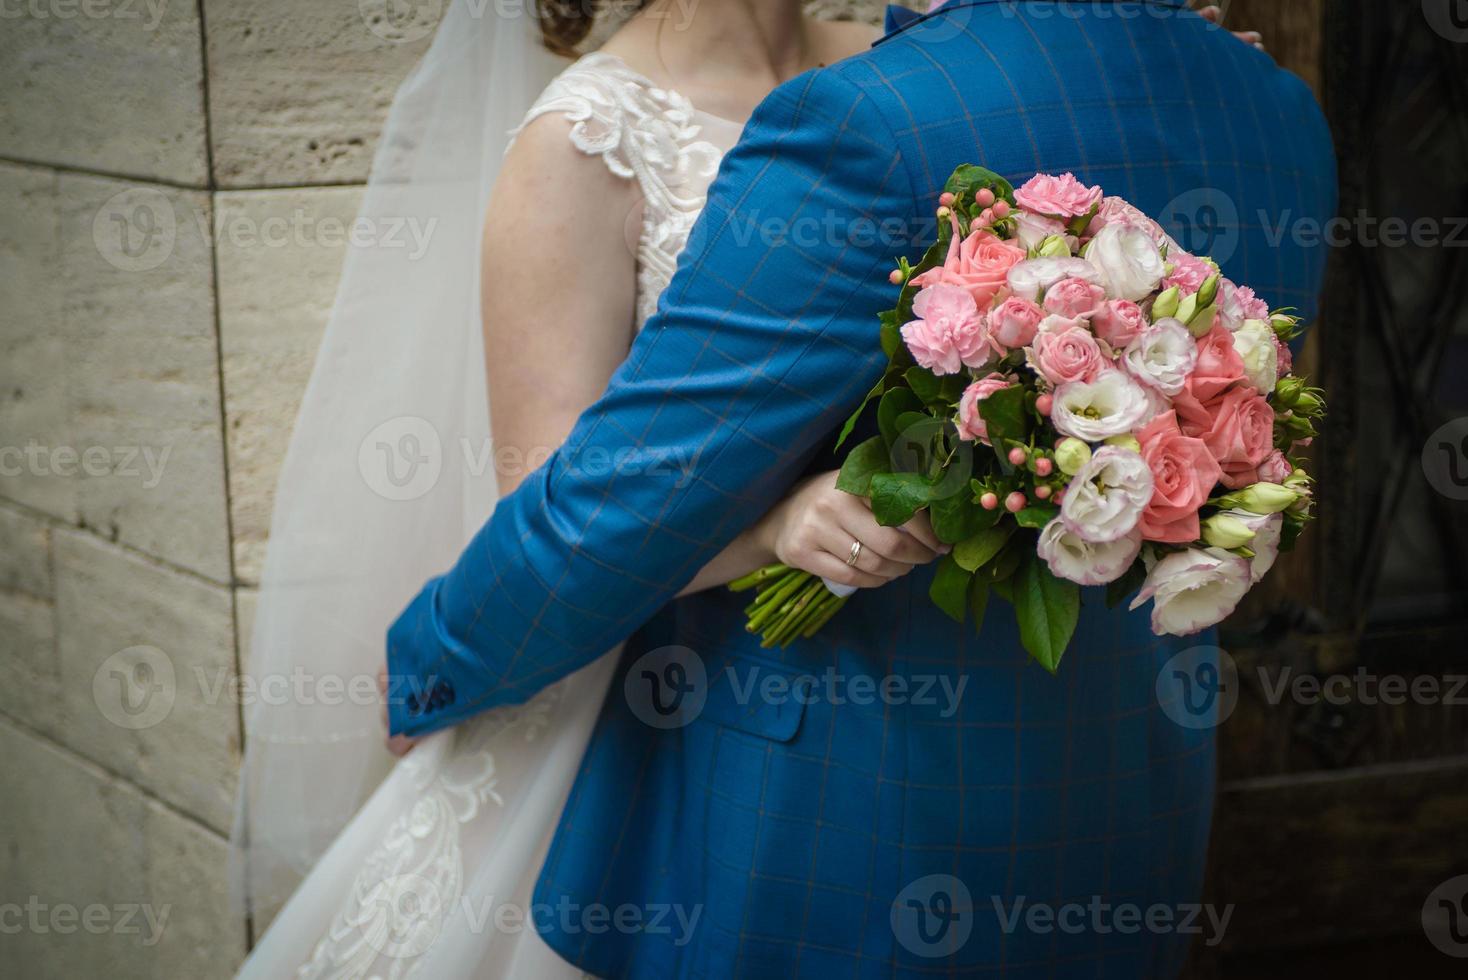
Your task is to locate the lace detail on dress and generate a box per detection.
[516,52,728,326]
[295,690,565,980]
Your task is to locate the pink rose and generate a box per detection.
[1014,172,1103,219]
[1189,325,1248,401]
[1258,449,1292,485]
[1175,385,1276,489]
[988,295,1044,351]
[1088,195,1166,242]
[1043,277,1107,319]
[1164,251,1215,294]
[1026,320,1104,386]
[912,226,1026,310]
[901,284,989,376]
[957,373,1015,445]
[1091,299,1146,348]
[1137,411,1222,544]
[1274,333,1293,377]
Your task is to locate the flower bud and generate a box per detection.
[1197,273,1221,308]
[1293,391,1324,416]
[1274,376,1304,404]
[1202,513,1257,550]
[1186,303,1218,337]
[1271,313,1299,338]
[1054,437,1092,476]
[1036,235,1071,258]
[1151,286,1181,321]
[1103,434,1142,454]
[1174,292,1199,326]
[1218,482,1302,515]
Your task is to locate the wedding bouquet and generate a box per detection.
[731,166,1324,670]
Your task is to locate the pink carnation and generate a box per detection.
[1014,172,1103,219]
[901,284,989,376]
[1165,252,1215,294]
[1274,333,1293,377]
[957,373,1015,445]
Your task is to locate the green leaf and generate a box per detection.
[929,554,972,624]
[953,522,1015,573]
[904,366,941,405]
[869,472,931,527]
[878,388,924,449]
[879,309,903,360]
[1013,554,1081,674]
[835,436,890,496]
[929,488,999,545]
[978,533,1028,585]
[992,575,1015,604]
[967,577,990,635]
[976,385,1028,446]
[1014,505,1058,529]
[835,373,887,452]
[943,165,1016,208]
[1105,560,1148,609]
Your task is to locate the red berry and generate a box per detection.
[980,492,999,511]
[1034,457,1054,477]
[1035,394,1053,415]
[1035,485,1053,500]
[1005,492,1027,513]
[939,192,956,207]
[1008,446,1027,466]
[976,188,996,207]
[993,200,1011,219]
[889,269,904,285]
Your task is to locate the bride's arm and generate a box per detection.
[482,119,942,601]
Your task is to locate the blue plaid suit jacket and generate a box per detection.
[387,2,1335,975]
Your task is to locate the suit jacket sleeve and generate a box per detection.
[387,67,916,736]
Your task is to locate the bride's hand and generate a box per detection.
[378,665,421,757]
[1195,4,1266,50]
[756,470,949,590]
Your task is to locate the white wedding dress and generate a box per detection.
[236,52,742,980]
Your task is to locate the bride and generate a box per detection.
[229,2,947,977]
[230,2,1264,976]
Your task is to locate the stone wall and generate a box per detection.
[0,1,890,975]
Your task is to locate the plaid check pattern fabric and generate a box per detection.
[387,2,1337,975]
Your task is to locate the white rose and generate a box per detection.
[1129,547,1252,636]
[1122,317,1198,396]
[1232,319,1279,393]
[1038,517,1142,585]
[1013,211,1070,252]
[1060,446,1153,543]
[1051,369,1155,442]
[1005,257,1103,303]
[1219,509,1284,583]
[1085,223,1166,302]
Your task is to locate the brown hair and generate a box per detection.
[535,0,650,58]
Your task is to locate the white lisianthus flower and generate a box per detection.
[1122,317,1198,395]
[1085,223,1166,302]
[1051,369,1155,441]
[1060,446,1154,543]
[1005,256,1103,303]
[1218,509,1284,583]
[1129,547,1253,636]
[1232,319,1280,393]
[1038,518,1142,585]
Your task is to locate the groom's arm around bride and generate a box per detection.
[384,0,1336,738]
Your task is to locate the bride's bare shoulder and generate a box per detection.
[808,17,883,65]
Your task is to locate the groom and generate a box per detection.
[386,1,1335,976]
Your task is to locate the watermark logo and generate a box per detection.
[92,645,175,730]
[1423,418,1468,501]
[1156,645,1238,730]
[92,187,176,272]
[992,896,1233,946]
[623,645,707,729]
[1424,0,1468,42]
[0,0,168,31]
[891,874,974,958]
[359,0,442,42]
[362,873,447,958]
[1423,874,1468,958]
[1160,187,1241,266]
[358,416,443,501]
